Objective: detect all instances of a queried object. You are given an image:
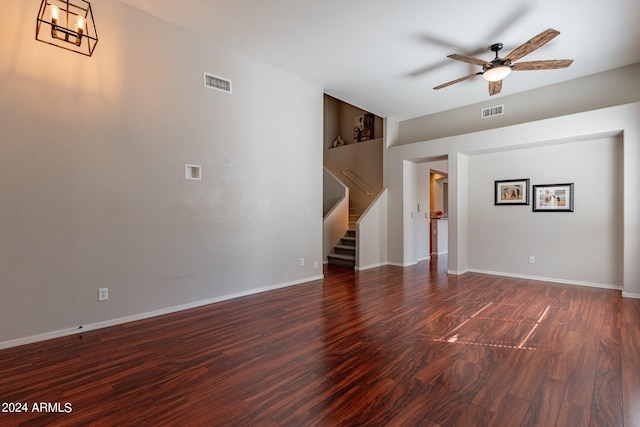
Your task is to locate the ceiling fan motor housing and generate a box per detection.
[484,43,512,71]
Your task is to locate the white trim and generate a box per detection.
[447,269,469,275]
[622,292,640,299]
[0,275,323,350]
[387,261,418,267]
[467,269,623,291]
[417,255,431,262]
[356,262,387,271]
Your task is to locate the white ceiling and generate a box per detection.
[117,0,640,120]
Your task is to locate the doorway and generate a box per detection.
[430,172,448,256]
[414,158,448,263]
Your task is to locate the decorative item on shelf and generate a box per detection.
[434,210,444,218]
[36,0,98,56]
[353,113,374,143]
[331,135,345,149]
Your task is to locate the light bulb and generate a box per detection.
[76,15,86,33]
[51,5,60,23]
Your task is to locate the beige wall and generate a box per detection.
[398,63,640,145]
[324,95,383,148]
[1,1,323,345]
[324,95,383,214]
[386,102,640,296]
[468,136,622,286]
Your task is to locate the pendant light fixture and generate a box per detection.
[36,0,98,56]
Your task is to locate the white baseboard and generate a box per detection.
[622,292,640,299]
[356,262,388,271]
[466,269,623,291]
[0,275,324,351]
[387,261,418,267]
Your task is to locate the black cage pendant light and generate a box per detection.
[36,0,98,56]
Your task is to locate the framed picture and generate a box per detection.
[532,183,574,212]
[494,179,530,205]
[354,113,374,143]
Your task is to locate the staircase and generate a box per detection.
[349,210,360,229]
[327,229,356,268]
[327,210,360,268]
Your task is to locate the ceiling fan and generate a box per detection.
[433,28,573,96]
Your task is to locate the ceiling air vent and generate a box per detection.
[204,72,232,94]
[481,104,504,119]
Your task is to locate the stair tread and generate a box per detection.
[328,227,357,268]
[335,244,355,250]
[328,253,355,261]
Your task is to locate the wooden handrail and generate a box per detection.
[342,170,373,196]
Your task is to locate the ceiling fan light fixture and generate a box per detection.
[483,65,512,82]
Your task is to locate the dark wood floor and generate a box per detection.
[1,257,639,426]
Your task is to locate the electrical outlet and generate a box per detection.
[299,258,304,266]
[528,256,535,264]
[314,261,318,269]
[98,288,108,301]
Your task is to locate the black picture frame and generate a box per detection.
[494,178,530,205]
[532,183,574,212]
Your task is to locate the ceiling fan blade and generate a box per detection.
[504,28,560,62]
[447,54,489,67]
[513,59,574,70]
[433,73,481,90]
[489,80,503,96]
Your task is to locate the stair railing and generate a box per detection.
[342,170,373,196]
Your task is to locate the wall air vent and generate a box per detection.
[481,104,504,119]
[204,72,232,94]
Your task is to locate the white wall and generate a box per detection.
[450,153,469,274]
[468,136,623,288]
[383,119,403,265]
[416,163,430,261]
[386,103,640,296]
[356,190,388,270]
[0,1,323,345]
[401,161,418,266]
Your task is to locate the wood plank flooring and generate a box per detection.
[1,257,639,426]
